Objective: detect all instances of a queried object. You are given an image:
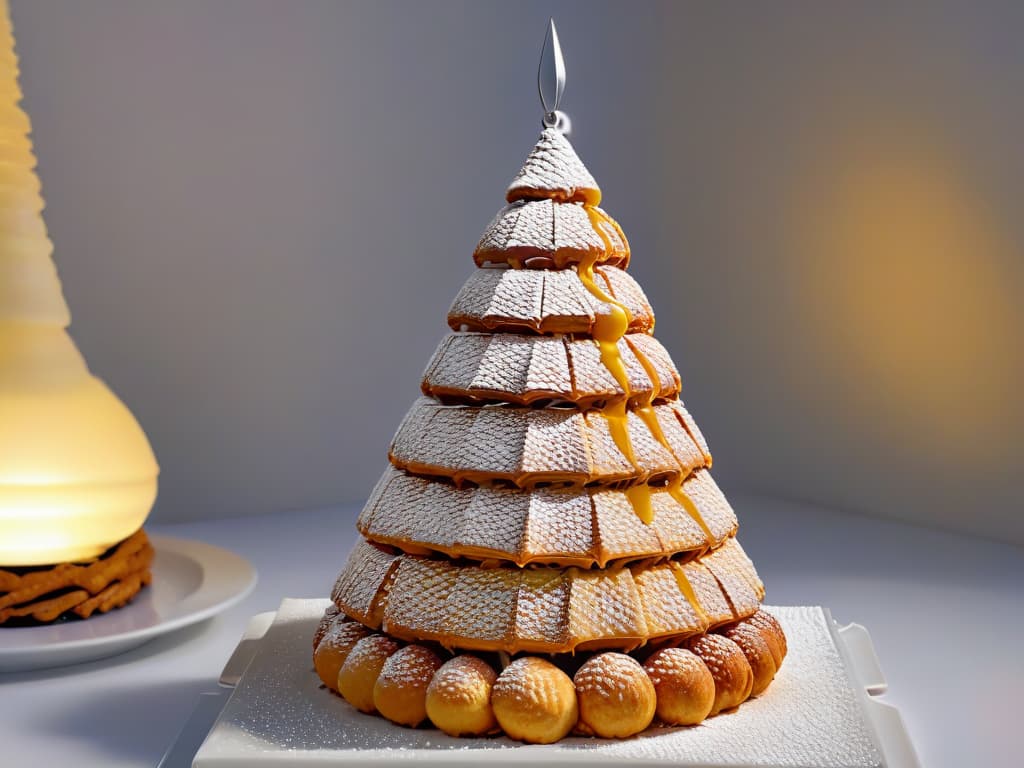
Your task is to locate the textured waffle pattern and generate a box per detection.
[329,541,400,627]
[506,127,600,205]
[422,332,680,406]
[324,127,771,657]
[448,265,654,334]
[389,398,709,486]
[332,538,762,654]
[475,199,629,269]
[359,467,737,566]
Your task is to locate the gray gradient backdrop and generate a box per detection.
[10,2,1022,542]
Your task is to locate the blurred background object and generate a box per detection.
[11,1,1021,542]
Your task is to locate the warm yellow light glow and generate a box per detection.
[789,135,1017,460]
[0,1,158,566]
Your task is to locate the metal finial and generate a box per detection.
[538,18,569,133]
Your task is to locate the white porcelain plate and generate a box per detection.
[0,535,257,672]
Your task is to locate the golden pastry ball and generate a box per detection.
[491,657,578,744]
[372,644,444,727]
[573,652,655,738]
[720,621,778,697]
[643,647,715,725]
[425,655,498,737]
[746,610,788,667]
[312,605,340,651]
[687,634,754,715]
[313,617,371,692]
[337,634,401,713]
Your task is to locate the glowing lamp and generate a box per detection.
[0,1,158,566]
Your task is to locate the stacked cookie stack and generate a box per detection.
[0,532,153,625]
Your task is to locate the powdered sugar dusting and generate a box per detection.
[428,655,496,705]
[312,605,340,650]
[447,266,654,334]
[331,540,399,626]
[330,541,764,653]
[377,644,442,689]
[199,601,883,766]
[573,652,652,702]
[388,398,710,487]
[343,634,400,673]
[567,568,647,646]
[493,657,573,711]
[687,634,742,679]
[319,618,370,657]
[359,469,737,568]
[474,199,627,269]
[422,332,680,406]
[643,646,709,687]
[505,128,600,205]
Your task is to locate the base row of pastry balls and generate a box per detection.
[312,607,786,744]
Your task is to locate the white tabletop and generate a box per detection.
[0,495,1020,768]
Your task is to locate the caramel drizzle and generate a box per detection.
[670,561,710,626]
[631,354,715,543]
[579,205,712,542]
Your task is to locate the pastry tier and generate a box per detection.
[331,537,763,654]
[390,398,710,488]
[448,264,653,335]
[506,127,601,205]
[474,199,629,269]
[359,467,737,567]
[422,332,680,407]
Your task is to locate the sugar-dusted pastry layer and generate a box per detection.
[475,200,629,269]
[422,332,680,407]
[331,537,763,654]
[447,265,654,335]
[389,397,710,488]
[505,127,601,205]
[358,467,737,567]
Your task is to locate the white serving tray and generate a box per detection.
[186,600,919,768]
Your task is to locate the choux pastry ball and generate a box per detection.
[425,654,498,737]
[372,644,444,727]
[687,634,754,715]
[573,652,656,738]
[491,657,578,744]
[643,647,715,726]
[337,634,401,713]
[313,616,371,692]
[312,605,340,651]
[720,621,778,697]
[746,610,788,667]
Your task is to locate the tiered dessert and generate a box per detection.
[0,0,158,624]
[313,127,786,742]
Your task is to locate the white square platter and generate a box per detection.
[190,599,920,768]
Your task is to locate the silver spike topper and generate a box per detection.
[538,19,570,134]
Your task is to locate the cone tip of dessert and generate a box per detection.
[506,127,601,205]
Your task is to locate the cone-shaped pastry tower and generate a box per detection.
[318,28,785,739]
[0,1,158,567]
[327,128,768,657]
